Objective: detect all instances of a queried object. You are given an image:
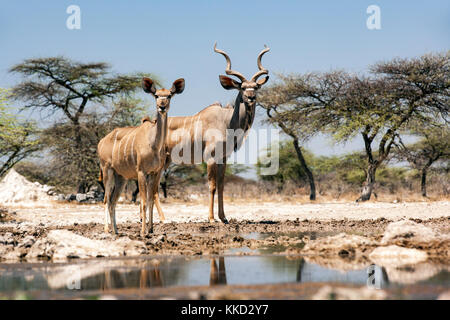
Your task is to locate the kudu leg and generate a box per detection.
[108,172,126,234]
[217,162,228,224]
[154,170,165,222]
[207,163,217,222]
[146,173,159,234]
[103,168,125,234]
[138,171,148,237]
[154,191,165,222]
[103,168,114,233]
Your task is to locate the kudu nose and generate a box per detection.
[157,98,169,110]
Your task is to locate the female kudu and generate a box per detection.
[98,77,185,236]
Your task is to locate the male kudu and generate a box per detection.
[98,77,185,236]
[151,43,270,223]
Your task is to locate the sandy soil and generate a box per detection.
[6,200,450,228]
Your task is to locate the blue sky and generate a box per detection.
[1,0,449,156]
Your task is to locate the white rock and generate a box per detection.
[303,233,375,252]
[76,193,87,202]
[0,169,54,206]
[28,230,146,261]
[381,220,439,244]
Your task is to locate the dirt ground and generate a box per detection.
[1,201,449,260]
[6,200,450,227]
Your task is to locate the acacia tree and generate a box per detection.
[340,52,449,201]
[331,76,400,201]
[393,122,450,197]
[0,88,40,177]
[259,51,449,201]
[9,57,157,192]
[258,71,348,200]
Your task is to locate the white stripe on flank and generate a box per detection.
[194,115,201,139]
[188,117,194,135]
[182,117,188,139]
[130,135,136,165]
[112,131,119,159]
[123,131,131,164]
[117,134,125,161]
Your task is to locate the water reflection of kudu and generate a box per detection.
[138,265,163,289]
[296,258,305,282]
[100,260,163,290]
[209,257,227,286]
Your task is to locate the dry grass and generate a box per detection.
[152,178,450,205]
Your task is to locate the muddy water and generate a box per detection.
[0,255,448,299]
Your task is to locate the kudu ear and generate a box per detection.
[256,76,269,87]
[170,78,185,95]
[142,77,156,95]
[219,75,241,90]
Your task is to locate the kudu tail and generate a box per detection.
[98,167,106,202]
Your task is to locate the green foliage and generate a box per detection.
[0,89,41,177]
[105,96,149,128]
[257,140,313,186]
[256,140,411,189]
[393,122,450,170]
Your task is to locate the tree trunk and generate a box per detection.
[77,181,88,194]
[131,181,139,203]
[358,163,377,202]
[292,139,316,200]
[160,181,168,198]
[421,169,427,197]
[74,123,87,194]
